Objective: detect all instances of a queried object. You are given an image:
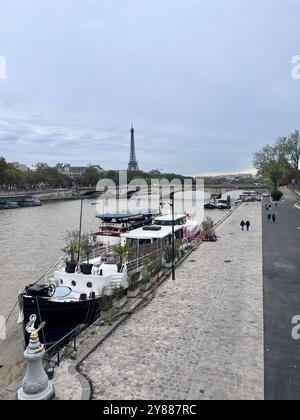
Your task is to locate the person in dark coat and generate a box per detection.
[240,220,245,231]
[246,220,251,231]
[272,214,276,223]
[267,214,271,222]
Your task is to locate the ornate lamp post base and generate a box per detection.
[17,315,55,401]
[18,382,55,401]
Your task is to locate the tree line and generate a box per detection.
[0,158,73,190]
[0,157,195,191]
[253,129,300,193]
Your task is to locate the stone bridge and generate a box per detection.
[0,184,268,202]
[80,184,268,198]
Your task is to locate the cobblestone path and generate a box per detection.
[81,203,264,400]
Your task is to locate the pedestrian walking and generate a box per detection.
[267,214,271,222]
[240,220,245,231]
[246,220,251,231]
[272,214,276,223]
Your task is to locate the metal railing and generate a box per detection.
[43,327,79,370]
[43,256,65,284]
[38,246,117,285]
[81,244,116,261]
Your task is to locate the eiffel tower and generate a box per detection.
[127,123,139,171]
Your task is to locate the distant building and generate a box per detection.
[56,163,104,178]
[128,124,140,171]
[10,162,30,172]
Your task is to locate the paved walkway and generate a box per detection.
[263,189,300,400]
[81,203,264,400]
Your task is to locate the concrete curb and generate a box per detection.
[287,188,300,210]
[289,188,300,201]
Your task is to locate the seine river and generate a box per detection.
[0,191,241,391]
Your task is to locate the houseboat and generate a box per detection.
[18,197,42,207]
[0,200,19,209]
[121,214,201,249]
[239,191,260,202]
[92,211,155,247]
[216,199,231,209]
[19,251,128,346]
[154,214,201,244]
[0,195,41,209]
[204,202,217,210]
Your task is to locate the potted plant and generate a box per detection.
[127,271,140,298]
[80,234,95,275]
[113,243,129,273]
[99,286,115,320]
[112,284,127,309]
[64,229,79,273]
[175,239,183,261]
[163,246,172,268]
[153,263,164,282]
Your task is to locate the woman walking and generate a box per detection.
[240,220,245,231]
[246,220,251,231]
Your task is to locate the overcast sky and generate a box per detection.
[0,0,300,174]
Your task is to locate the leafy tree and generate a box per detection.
[64,229,80,263]
[253,144,285,191]
[288,130,300,172]
[80,167,102,187]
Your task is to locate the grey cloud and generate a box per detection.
[0,0,300,173]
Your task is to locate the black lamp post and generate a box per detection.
[77,190,98,264]
[170,191,175,281]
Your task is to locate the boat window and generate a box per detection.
[53,287,72,298]
[138,239,151,246]
[60,279,63,285]
[71,280,76,287]
[87,282,93,288]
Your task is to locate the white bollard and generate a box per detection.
[17,315,55,400]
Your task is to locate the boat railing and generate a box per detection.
[41,256,65,284]
[127,245,165,272]
[41,247,116,283]
[82,245,116,261]
[42,326,79,370]
[37,246,118,285]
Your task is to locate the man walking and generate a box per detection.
[272,214,276,223]
[268,214,271,222]
[246,220,251,231]
[240,220,245,231]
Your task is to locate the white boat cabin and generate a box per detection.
[121,224,184,248]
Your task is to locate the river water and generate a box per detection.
[0,191,241,392]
